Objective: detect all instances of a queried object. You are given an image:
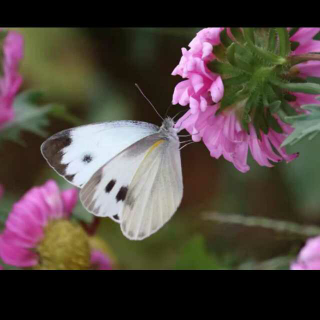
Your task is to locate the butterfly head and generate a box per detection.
[159,117,179,141]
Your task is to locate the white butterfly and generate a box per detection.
[41,116,184,240]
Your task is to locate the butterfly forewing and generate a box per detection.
[41,121,159,188]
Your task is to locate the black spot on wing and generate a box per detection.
[82,154,92,163]
[105,180,116,193]
[41,130,72,177]
[116,186,128,202]
[65,174,76,182]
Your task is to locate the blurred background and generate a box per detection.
[1,28,319,269]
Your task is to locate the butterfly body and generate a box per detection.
[41,117,183,240]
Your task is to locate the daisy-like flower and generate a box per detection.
[0,180,113,270]
[291,236,320,270]
[172,28,320,172]
[0,29,24,129]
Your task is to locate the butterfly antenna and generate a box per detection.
[135,84,164,121]
[164,102,173,118]
[172,110,186,121]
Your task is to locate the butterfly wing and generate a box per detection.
[120,137,183,240]
[41,121,159,188]
[79,133,165,223]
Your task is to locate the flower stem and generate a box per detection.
[81,217,101,236]
[289,54,320,66]
[202,211,320,238]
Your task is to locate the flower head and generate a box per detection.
[291,236,320,270]
[0,180,80,268]
[0,30,24,129]
[0,180,114,270]
[172,28,320,172]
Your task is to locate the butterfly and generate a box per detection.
[41,112,189,240]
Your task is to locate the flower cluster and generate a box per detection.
[0,180,113,270]
[291,236,320,270]
[172,28,320,172]
[0,30,24,129]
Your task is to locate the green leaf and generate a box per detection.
[242,90,260,131]
[0,30,8,76]
[282,103,320,146]
[212,44,226,62]
[314,31,320,41]
[244,29,286,65]
[253,106,269,138]
[49,105,81,126]
[306,76,320,85]
[280,99,299,117]
[208,60,243,76]
[266,108,283,133]
[276,28,291,57]
[290,41,299,52]
[230,28,244,44]
[272,79,320,95]
[267,28,277,53]
[0,90,80,145]
[226,43,236,66]
[268,100,282,113]
[243,28,255,43]
[175,235,225,270]
[219,86,246,111]
[289,27,299,38]
[222,74,250,86]
[220,29,233,48]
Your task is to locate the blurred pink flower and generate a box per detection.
[0,30,24,129]
[291,236,320,270]
[0,180,78,267]
[90,249,112,270]
[172,28,320,172]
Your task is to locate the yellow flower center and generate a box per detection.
[34,219,91,270]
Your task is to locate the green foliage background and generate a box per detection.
[1,28,319,269]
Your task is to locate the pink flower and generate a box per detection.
[290,28,320,103]
[172,28,224,114]
[0,30,24,129]
[291,236,320,270]
[290,28,320,56]
[176,106,298,173]
[172,28,320,172]
[0,180,78,267]
[90,249,112,270]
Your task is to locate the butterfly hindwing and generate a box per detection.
[120,136,183,240]
[41,121,159,188]
[79,133,164,222]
